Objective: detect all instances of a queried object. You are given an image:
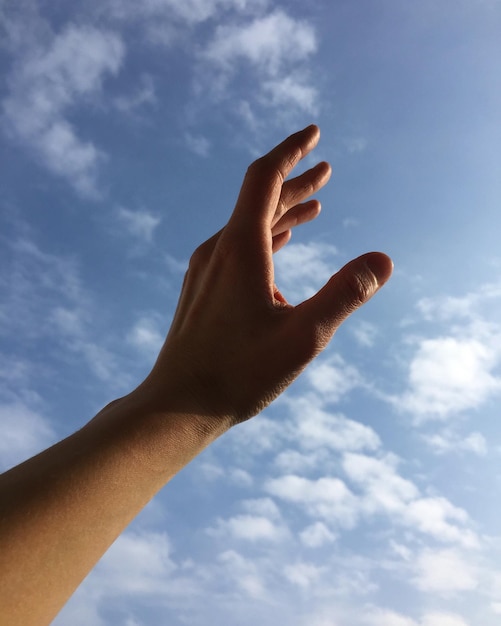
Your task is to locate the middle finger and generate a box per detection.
[273,161,331,227]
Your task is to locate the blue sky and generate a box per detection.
[1,1,501,624]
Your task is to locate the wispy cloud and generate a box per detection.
[395,283,501,422]
[2,22,124,196]
[359,607,470,626]
[419,613,470,626]
[94,531,177,594]
[350,320,379,347]
[184,132,211,157]
[127,314,165,359]
[0,237,85,339]
[208,514,289,542]
[194,8,319,127]
[283,561,324,589]
[265,474,360,529]
[51,306,120,383]
[116,207,162,242]
[113,74,157,114]
[399,334,501,421]
[299,521,337,548]
[412,547,478,594]
[0,402,56,471]
[274,241,339,302]
[2,1,321,185]
[217,549,269,599]
[286,395,381,454]
[202,10,316,76]
[422,429,488,456]
[0,233,128,387]
[53,529,184,625]
[305,354,363,402]
[105,0,268,27]
[343,137,368,154]
[342,452,479,548]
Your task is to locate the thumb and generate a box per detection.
[292,252,393,355]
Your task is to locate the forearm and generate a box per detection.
[0,389,229,626]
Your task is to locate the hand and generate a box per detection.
[143,125,393,425]
[0,127,392,626]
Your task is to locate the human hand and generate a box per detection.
[144,125,393,426]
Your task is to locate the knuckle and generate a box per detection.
[343,269,377,309]
[189,241,210,269]
[247,155,285,186]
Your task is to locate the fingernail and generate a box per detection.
[301,124,319,135]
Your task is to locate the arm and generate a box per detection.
[0,125,392,626]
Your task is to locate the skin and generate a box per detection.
[0,125,393,626]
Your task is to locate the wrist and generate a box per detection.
[89,378,232,479]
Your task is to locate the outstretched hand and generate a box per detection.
[143,125,393,425]
[0,126,393,626]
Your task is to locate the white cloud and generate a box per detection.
[343,217,360,228]
[396,282,501,423]
[361,608,417,626]
[358,607,470,626]
[107,0,268,27]
[265,474,359,529]
[0,402,56,471]
[55,529,192,625]
[274,448,326,473]
[127,315,165,358]
[197,460,225,481]
[208,498,284,544]
[116,207,161,242]
[420,613,470,626]
[342,453,478,546]
[423,429,488,456]
[51,306,86,337]
[2,24,124,195]
[274,242,339,302]
[50,306,119,383]
[342,453,419,514]
[95,530,176,595]
[299,522,337,548]
[230,467,254,487]
[114,74,157,113]
[227,413,285,456]
[1,239,84,336]
[351,320,379,347]
[344,137,368,154]
[105,0,270,48]
[399,335,501,421]
[417,282,501,323]
[1,235,127,386]
[412,548,478,594]
[241,497,281,519]
[306,354,363,402]
[217,550,268,598]
[290,397,381,454]
[389,540,412,561]
[403,497,478,548]
[284,561,324,588]
[209,514,288,542]
[194,8,319,122]
[203,10,316,76]
[261,74,318,114]
[52,593,106,626]
[491,602,501,614]
[185,132,211,157]
[164,253,188,275]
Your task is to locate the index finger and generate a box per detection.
[229,125,321,230]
